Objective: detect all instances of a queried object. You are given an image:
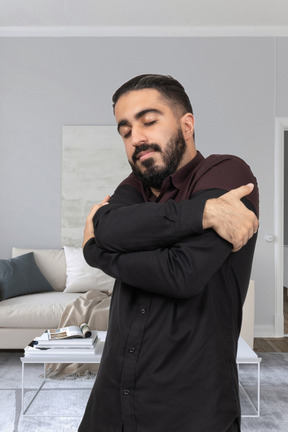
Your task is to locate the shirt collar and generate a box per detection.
[169,151,204,190]
[142,151,205,201]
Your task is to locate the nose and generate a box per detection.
[130,126,148,147]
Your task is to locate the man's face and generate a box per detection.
[114,89,188,190]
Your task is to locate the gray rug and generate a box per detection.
[240,352,288,431]
[1,351,288,432]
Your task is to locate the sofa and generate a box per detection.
[0,247,115,349]
[0,247,255,349]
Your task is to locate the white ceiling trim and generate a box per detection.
[1,25,288,37]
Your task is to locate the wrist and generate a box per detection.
[202,199,217,230]
[83,219,95,247]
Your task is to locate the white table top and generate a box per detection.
[21,333,260,365]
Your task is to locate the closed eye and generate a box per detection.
[123,130,131,139]
[144,120,157,127]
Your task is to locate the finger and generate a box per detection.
[87,204,100,218]
[100,195,110,205]
[232,236,248,252]
[232,183,254,200]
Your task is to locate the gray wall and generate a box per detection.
[285,131,288,246]
[0,36,287,336]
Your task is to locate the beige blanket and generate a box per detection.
[46,289,111,378]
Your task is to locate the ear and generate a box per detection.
[180,113,195,141]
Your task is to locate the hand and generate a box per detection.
[83,195,110,248]
[202,184,258,252]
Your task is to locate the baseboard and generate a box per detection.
[254,324,275,338]
[274,313,285,338]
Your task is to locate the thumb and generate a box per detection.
[233,183,254,199]
[100,195,111,205]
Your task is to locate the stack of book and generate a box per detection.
[24,325,101,357]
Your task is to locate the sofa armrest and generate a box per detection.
[240,279,255,348]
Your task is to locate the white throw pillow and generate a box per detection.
[63,246,115,293]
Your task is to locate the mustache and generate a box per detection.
[132,143,162,163]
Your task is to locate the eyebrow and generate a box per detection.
[117,108,163,134]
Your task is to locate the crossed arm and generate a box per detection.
[83,183,258,252]
[82,184,258,299]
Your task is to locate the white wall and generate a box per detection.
[0,36,287,337]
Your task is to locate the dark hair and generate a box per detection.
[112,74,193,116]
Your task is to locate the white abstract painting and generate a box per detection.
[61,126,130,247]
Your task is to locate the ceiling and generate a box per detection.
[1,0,288,36]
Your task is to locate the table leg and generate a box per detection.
[21,362,46,416]
[21,361,24,415]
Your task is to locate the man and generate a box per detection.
[79,74,259,432]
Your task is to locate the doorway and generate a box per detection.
[283,130,288,334]
[275,118,288,337]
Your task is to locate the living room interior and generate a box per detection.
[1,1,288,431]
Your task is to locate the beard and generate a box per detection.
[129,128,187,190]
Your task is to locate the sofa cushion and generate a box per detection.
[0,292,82,328]
[12,247,66,292]
[0,253,53,300]
[63,246,115,293]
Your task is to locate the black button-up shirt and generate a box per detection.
[79,152,259,432]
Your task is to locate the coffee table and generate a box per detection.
[20,333,105,416]
[21,334,261,418]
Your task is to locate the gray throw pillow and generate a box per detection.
[0,252,53,300]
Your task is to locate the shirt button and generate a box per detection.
[129,347,136,353]
[123,389,130,396]
[141,308,146,314]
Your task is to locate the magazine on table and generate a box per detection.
[34,330,98,348]
[23,331,108,357]
[48,323,92,340]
